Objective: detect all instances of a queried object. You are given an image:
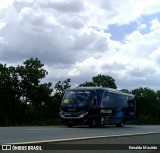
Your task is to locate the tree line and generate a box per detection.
[0,58,160,126]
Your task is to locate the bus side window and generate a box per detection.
[102,92,108,107]
[122,95,128,107]
[102,92,121,107]
[91,91,98,105]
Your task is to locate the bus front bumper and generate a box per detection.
[59,112,88,124]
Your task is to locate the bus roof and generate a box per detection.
[66,87,134,97]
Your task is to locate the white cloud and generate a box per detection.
[150,18,160,31]
[137,23,147,30]
[0,0,160,90]
[41,0,85,13]
[82,0,160,27]
[0,21,6,30]
[149,48,160,64]
[57,14,84,29]
[0,0,14,11]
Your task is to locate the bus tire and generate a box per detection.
[116,120,124,127]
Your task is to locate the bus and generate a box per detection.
[59,87,136,127]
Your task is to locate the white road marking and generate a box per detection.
[8,131,160,145]
[27,127,67,130]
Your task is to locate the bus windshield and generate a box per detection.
[61,90,92,107]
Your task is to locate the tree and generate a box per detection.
[156,90,160,123]
[0,64,12,125]
[79,74,117,89]
[17,58,48,106]
[0,64,23,125]
[79,81,95,87]
[53,79,71,119]
[0,58,56,125]
[54,79,71,97]
[93,74,117,88]
[132,87,158,124]
[16,58,54,123]
[121,89,131,93]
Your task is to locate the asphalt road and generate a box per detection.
[50,133,160,153]
[0,125,160,144]
[0,125,160,153]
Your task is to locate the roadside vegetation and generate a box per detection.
[0,58,160,126]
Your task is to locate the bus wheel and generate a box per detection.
[116,120,124,127]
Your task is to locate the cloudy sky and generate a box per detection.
[0,0,160,90]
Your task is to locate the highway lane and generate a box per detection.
[48,133,160,153]
[0,125,160,144]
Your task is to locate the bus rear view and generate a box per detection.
[59,87,136,127]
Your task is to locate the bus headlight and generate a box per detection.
[100,109,107,113]
[79,112,88,118]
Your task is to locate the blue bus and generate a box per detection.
[59,87,136,127]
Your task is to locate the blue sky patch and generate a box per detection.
[107,13,160,41]
[107,22,138,41]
